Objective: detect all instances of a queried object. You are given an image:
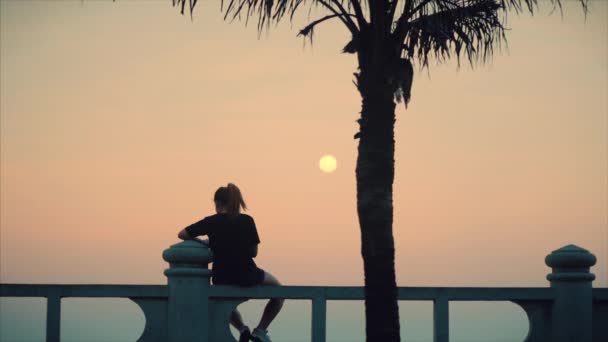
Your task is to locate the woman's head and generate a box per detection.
[214,183,247,217]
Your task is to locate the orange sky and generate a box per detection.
[1,0,606,292]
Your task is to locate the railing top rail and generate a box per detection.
[0,283,559,301]
[0,284,167,298]
[209,285,556,301]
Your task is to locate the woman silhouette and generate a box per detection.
[177,183,283,342]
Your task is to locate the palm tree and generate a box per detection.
[172,0,588,340]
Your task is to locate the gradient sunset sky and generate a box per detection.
[1,0,606,341]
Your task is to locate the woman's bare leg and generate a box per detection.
[255,271,284,331]
[230,309,245,330]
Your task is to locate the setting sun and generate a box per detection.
[319,155,337,173]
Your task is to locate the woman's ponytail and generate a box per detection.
[214,183,247,217]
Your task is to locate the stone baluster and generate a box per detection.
[163,240,214,342]
[545,244,596,342]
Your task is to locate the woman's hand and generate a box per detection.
[193,237,210,246]
[177,228,191,240]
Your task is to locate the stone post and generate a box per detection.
[163,240,214,342]
[545,244,596,342]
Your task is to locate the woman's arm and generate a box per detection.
[178,217,211,240]
[249,244,258,258]
[247,217,260,257]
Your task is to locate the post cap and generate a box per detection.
[163,240,214,265]
[545,244,597,269]
[546,244,596,282]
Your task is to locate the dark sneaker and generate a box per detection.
[251,327,272,342]
[239,326,251,342]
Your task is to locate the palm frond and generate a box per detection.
[404,0,587,19]
[403,0,505,67]
[172,0,361,37]
[394,0,587,68]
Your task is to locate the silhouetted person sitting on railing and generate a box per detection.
[177,183,284,342]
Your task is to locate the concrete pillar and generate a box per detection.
[545,244,596,342]
[163,240,214,342]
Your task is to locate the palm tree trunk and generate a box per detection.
[356,70,400,342]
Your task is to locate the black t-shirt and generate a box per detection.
[185,213,261,282]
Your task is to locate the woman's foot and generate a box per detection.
[238,326,251,342]
[251,327,272,342]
